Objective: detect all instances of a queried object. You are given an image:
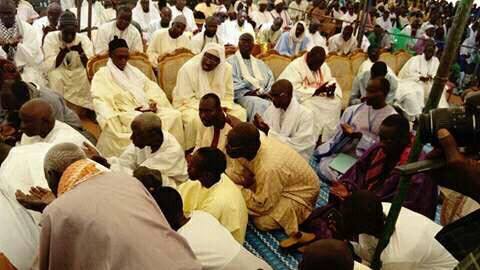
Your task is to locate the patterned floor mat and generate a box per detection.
[243,185,442,270]
[243,185,331,270]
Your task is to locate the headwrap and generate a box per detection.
[108,36,129,53]
[258,0,268,5]
[274,0,283,6]
[57,159,102,196]
[288,21,306,55]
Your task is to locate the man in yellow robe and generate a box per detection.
[226,123,319,247]
[178,147,248,243]
[172,43,246,150]
[91,37,184,157]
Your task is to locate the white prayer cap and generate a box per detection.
[274,0,283,6]
[205,48,220,58]
[258,0,268,5]
[172,15,187,25]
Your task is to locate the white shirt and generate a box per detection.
[94,21,143,54]
[170,6,198,32]
[20,121,94,150]
[376,17,393,32]
[178,211,272,270]
[109,131,188,188]
[353,203,458,270]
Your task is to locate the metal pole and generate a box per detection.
[369,0,474,269]
[87,0,92,39]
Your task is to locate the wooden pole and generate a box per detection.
[369,0,474,269]
[357,0,371,47]
[87,0,93,39]
[76,0,81,32]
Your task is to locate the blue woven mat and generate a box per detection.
[243,185,331,270]
[243,184,442,270]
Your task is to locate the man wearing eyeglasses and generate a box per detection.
[253,79,316,161]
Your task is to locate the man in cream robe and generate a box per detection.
[86,113,188,188]
[221,11,255,45]
[170,0,197,32]
[173,43,246,150]
[94,6,143,54]
[68,0,107,31]
[254,80,316,160]
[250,0,273,30]
[189,16,224,54]
[43,11,94,110]
[279,46,342,141]
[0,1,45,87]
[91,38,184,157]
[227,33,274,121]
[327,25,358,56]
[396,41,448,119]
[147,15,189,66]
[132,0,161,32]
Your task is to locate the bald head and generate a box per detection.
[131,112,164,150]
[299,239,354,270]
[226,123,260,160]
[19,99,55,138]
[132,112,162,132]
[47,2,62,12]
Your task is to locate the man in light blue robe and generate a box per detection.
[227,33,274,122]
[312,78,397,182]
[274,21,309,56]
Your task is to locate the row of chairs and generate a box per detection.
[85,47,413,108]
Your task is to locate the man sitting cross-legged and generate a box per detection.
[152,186,272,270]
[173,43,246,150]
[254,79,316,161]
[91,37,184,157]
[83,112,188,188]
[179,147,248,243]
[226,123,320,248]
[227,33,274,122]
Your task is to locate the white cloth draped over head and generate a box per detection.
[234,50,265,90]
[106,59,148,106]
[191,43,227,98]
[288,21,306,55]
[132,0,161,29]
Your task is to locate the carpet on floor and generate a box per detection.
[243,185,330,270]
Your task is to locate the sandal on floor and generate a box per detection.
[279,231,316,249]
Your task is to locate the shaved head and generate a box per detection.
[132,112,162,132]
[19,99,55,138]
[226,123,261,160]
[130,112,164,150]
[299,239,354,270]
[20,99,54,122]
